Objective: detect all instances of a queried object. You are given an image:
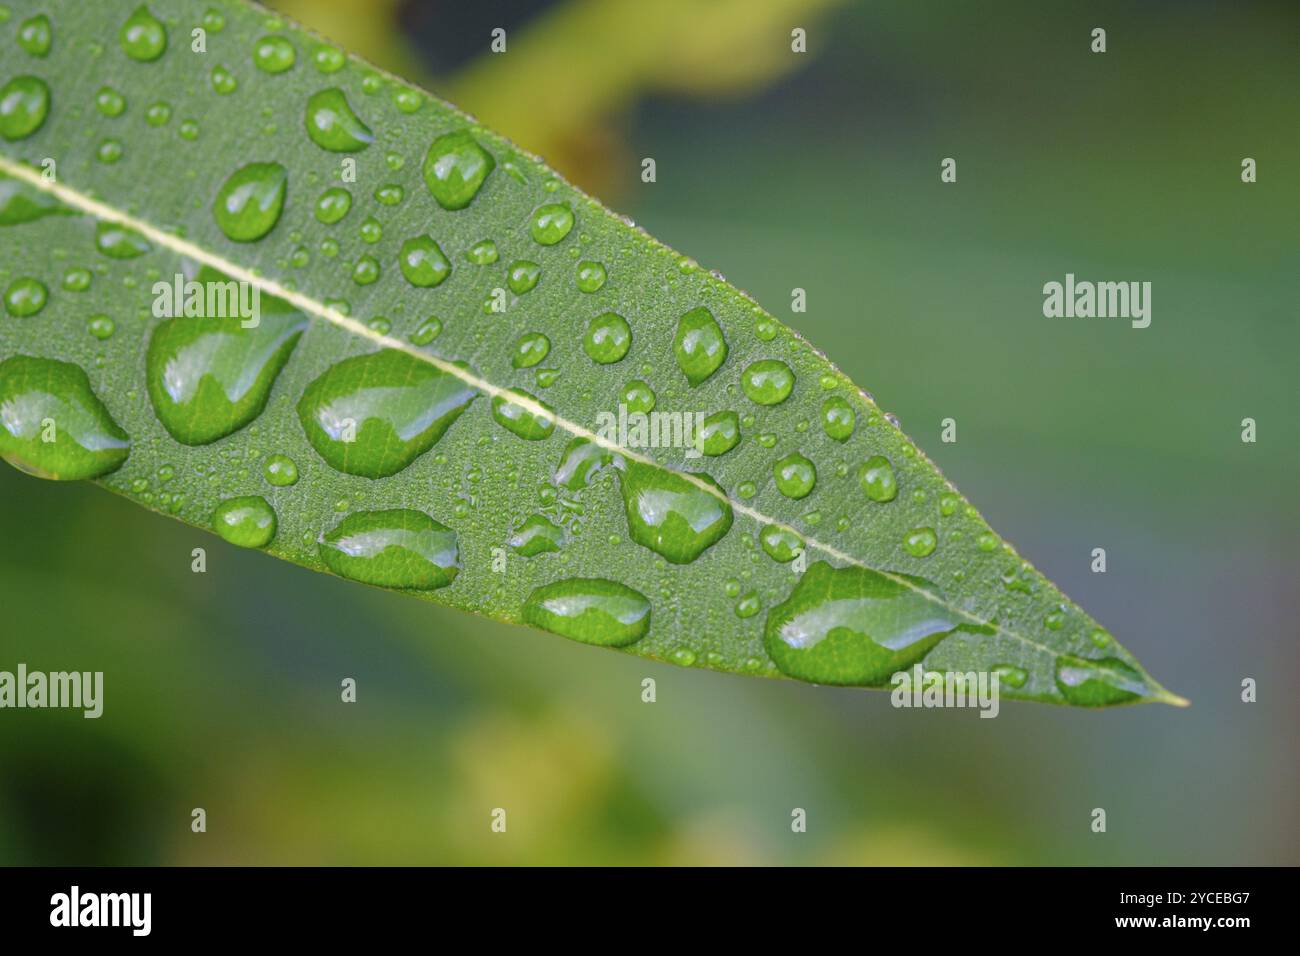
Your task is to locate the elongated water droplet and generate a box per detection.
[398,234,450,288]
[3,277,47,317]
[410,317,442,345]
[213,162,287,242]
[95,221,150,258]
[1054,655,1146,706]
[17,14,52,57]
[211,495,276,548]
[146,270,307,444]
[120,5,167,62]
[298,350,477,478]
[0,355,130,480]
[821,395,854,441]
[0,76,50,140]
[765,562,961,685]
[742,359,794,405]
[509,513,565,556]
[774,452,816,499]
[584,312,631,364]
[522,577,650,647]
[554,436,618,490]
[0,172,68,224]
[699,410,740,456]
[673,307,727,386]
[304,88,373,152]
[320,509,459,589]
[618,460,732,564]
[993,664,1028,689]
[423,130,494,210]
[859,454,897,502]
[491,387,555,441]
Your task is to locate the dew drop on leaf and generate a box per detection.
[509,514,565,556]
[0,76,51,140]
[673,307,727,386]
[522,578,651,647]
[319,509,460,589]
[773,452,816,499]
[859,454,897,502]
[699,410,740,456]
[583,312,631,364]
[820,395,855,441]
[211,495,277,548]
[491,388,556,441]
[903,527,937,557]
[618,461,732,564]
[1054,656,1146,706]
[263,453,299,486]
[423,130,494,210]
[253,35,296,74]
[511,332,550,369]
[506,259,540,294]
[213,162,288,242]
[575,260,606,293]
[741,359,794,405]
[17,14,53,57]
[304,88,373,152]
[119,5,167,62]
[3,277,47,317]
[530,202,574,245]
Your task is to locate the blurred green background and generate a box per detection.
[2,0,1297,865]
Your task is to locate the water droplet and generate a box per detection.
[903,527,937,557]
[505,259,541,294]
[583,312,631,364]
[735,592,762,618]
[17,14,52,57]
[120,5,167,62]
[87,315,115,339]
[394,87,421,113]
[0,355,131,479]
[512,332,550,369]
[821,395,854,442]
[754,317,778,341]
[554,436,618,490]
[263,453,298,486]
[1054,656,1146,706]
[576,260,606,293]
[202,8,226,33]
[976,531,999,552]
[699,410,740,456]
[95,221,150,258]
[859,455,897,502]
[618,460,732,564]
[146,269,308,445]
[95,86,126,117]
[673,307,727,386]
[397,235,450,288]
[491,387,555,441]
[0,172,66,224]
[96,139,123,163]
[742,360,794,405]
[773,452,816,499]
[297,349,477,477]
[0,76,50,140]
[213,162,287,242]
[3,277,47,317]
[351,255,380,285]
[760,524,805,562]
[61,268,90,291]
[993,664,1028,689]
[410,317,442,345]
[179,119,199,140]
[1044,608,1065,630]
[145,100,171,125]
[210,64,237,95]
[765,562,961,685]
[320,509,459,589]
[509,513,565,556]
[621,380,655,413]
[314,186,351,224]
[312,44,345,74]
[253,35,296,73]
[1089,628,1112,649]
[939,492,960,517]
[522,578,650,647]
[530,202,574,245]
[423,130,494,210]
[466,239,498,264]
[211,495,276,548]
[304,87,372,152]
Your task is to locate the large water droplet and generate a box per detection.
[583,312,631,364]
[773,452,816,499]
[742,360,794,405]
[423,130,494,210]
[859,454,897,502]
[522,577,651,647]
[320,509,459,589]
[0,355,130,480]
[491,388,555,441]
[397,234,451,288]
[146,268,307,444]
[509,513,565,556]
[304,88,373,152]
[0,76,50,141]
[554,436,618,490]
[3,277,47,317]
[673,307,727,386]
[213,162,287,242]
[618,460,732,564]
[297,349,477,478]
[211,495,276,548]
[765,562,961,685]
[1054,655,1146,706]
[120,5,167,62]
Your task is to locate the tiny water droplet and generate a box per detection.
[17,14,52,57]
[314,186,351,224]
[95,86,126,117]
[410,317,442,345]
[211,495,276,548]
[618,461,732,564]
[491,388,555,441]
[509,513,565,556]
[506,259,540,294]
[621,380,655,413]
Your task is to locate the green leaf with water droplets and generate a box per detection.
[0,0,1184,708]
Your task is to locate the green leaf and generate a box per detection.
[0,0,1183,707]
